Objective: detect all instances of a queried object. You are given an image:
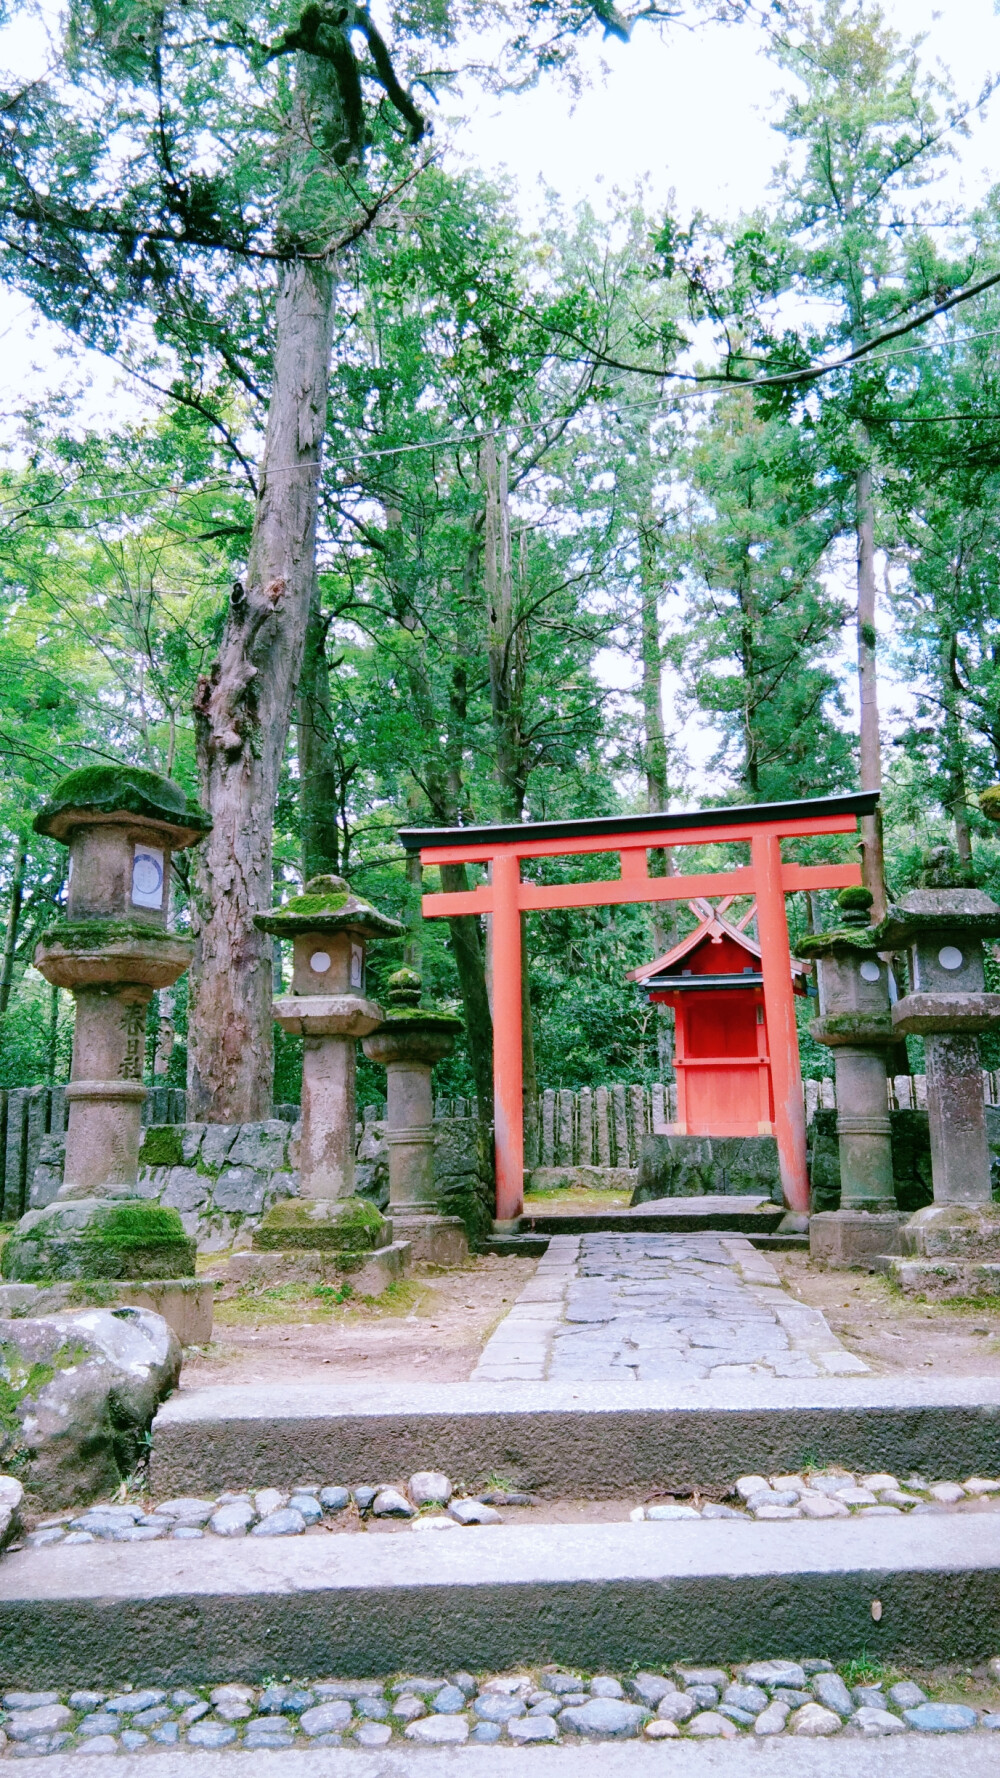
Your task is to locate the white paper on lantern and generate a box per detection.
[131,844,165,909]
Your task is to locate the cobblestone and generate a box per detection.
[0,1658,997,1755]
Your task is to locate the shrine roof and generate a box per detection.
[629,910,809,984]
[399,790,878,852]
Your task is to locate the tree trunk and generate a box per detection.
[297,581,342,881]
[0,834,26,1024]
[638,502,674,955]
[153,985,175,1079]
[189,250,336,1119]
[856,444,886,916]
[440,863,494,1122]
[941,626,972,869]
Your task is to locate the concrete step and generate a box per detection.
[484,1228,807,1259]
[10,1737,1000,1778]
[148,1376,1000,1499]
[4,1515,1000,1688]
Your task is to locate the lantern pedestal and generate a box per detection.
[251,877,411,1285]
[876,867,1000,1288]
[0,763,209,1302]
[363,972,468,1266]
[796,890,900,1268]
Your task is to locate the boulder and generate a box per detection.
[0,1306,180,1507]
[0,1475,23,1549]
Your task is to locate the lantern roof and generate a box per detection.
[254,875,404,939]
[34,763,211,846]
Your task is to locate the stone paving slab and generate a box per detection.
[10,1742,1000,1777]
[473,1234,866,1384]
[4,1515,1000,1684]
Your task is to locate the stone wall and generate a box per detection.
[30,1111,495,1253]
[633,1134,783,1205]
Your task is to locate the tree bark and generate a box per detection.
[941,625,973,869]
[189,253,336,1117]
[0,834,26,1024]
[440,863,494,1122]
[297,581,342,881]
[856,444,886,916]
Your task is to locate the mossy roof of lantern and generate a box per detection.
[253,874,403,938]
[34,764,211,845]
[876,888,1000,948]
[795,924,882,959]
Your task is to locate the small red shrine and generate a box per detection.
[630,900,809,1138]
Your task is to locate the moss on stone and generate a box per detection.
[1,1199,196,1283]
[253,1196,385,1253]
[254,875,402,939]
[795,926,881,958]
[980,785,1000,824]
[34,763,210,839]
[138,1125,185,1168]
[37,918,191,952]
[810,1011,895,1041]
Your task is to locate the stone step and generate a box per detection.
[4,1515,1000,1689]
[485,1230,808,1257]
[148,1376,1000,1500]
[517,1199,785,1235]
[11,1737,1000,1778]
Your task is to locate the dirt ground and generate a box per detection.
[180,1254,536,1389]
[773,1250,1000,1377]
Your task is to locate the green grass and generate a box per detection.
[213,1275,430,1326]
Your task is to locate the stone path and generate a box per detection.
[473,1233,868,1384]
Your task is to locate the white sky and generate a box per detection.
[3,0,1000,796]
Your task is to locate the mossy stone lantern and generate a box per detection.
[254,876,403,1203]
[878,844,1000,1212]
[795,887,900,1266]
[1,762,209,1284]
[363,969,468,1264]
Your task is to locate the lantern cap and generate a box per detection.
[34,763,211,846]
[876,885,1000,949]
[254,875,404,939]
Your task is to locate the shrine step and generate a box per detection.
[148,1375,1000,1500]
[516,1198,785,1235]
[4,1515,1000,1688]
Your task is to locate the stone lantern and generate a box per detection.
[877,849,1000,1238]
[363,969,468,1264]
[795,886,900,1267]
[254,875,402,1207]
[2,762,209,1285]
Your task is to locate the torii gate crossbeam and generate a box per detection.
[399,792,877,1226]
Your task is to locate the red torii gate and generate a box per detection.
[399,792,876,1225]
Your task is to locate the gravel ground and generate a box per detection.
[3,1659,1000,1757]
[15,1465,1000,1550]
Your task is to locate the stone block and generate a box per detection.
[180,1125,206,1165]
[389,1214,468,1265]
[29,1135,65,1210]
[252,1196,387,1252]
[901,1202,1000,1260]
[227,1121,289,1172]
[161,1168,209,1213]
[1,1197,197,1282]
[212,1167,269,1215]
[199,1124,238,1172]
[887,1257,1000,1301]
[809,1209,902,1269]
[634,1134,780,1204]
